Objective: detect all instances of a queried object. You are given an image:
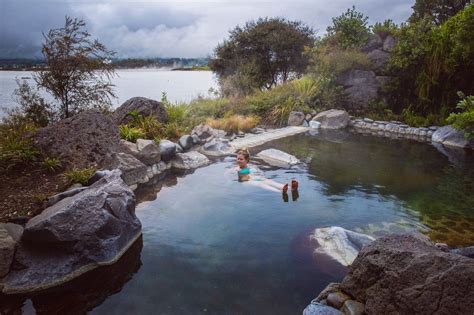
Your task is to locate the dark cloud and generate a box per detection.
[0,0,415,58]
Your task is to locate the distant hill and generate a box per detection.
[0,58,210,71]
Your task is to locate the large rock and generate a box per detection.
[303,302,343,315]
[114,97,167,125]
[199,139,233,157]
[335,70,379,109]
[367,49,390,70]
[312,110,351,130]
[310,227,375,266]
[382,35,396,52]
[256,149,300,168]
[158,140,177,162]
[288,111,306,126]
[340,234,474,315]
[178,135,194,151]
[191,124,225,142]
[34,111,119,168]
[432,125,473,149]
[0,226,17,277]
[362,34,383,53]
[171,151,210,170]
[1,170,141,294]
[135,139,161,165]
[100,152,148,186]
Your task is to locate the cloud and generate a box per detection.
[0,0,415,58]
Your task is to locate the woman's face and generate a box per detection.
[237,154,248,168]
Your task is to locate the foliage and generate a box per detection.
[310,46,371,78]
[409,0,471,25]
[34,16,116,119]
[41,157,62,172]
[447,92,474,138]
[325,6,371,49]
[401,105,445,127]
[210,17,314,94]
[186,97,232,121]
[206,115,260,133]
[0,120,38,170]
[372,19,399,39]
[12,79,54,127]
[119,125,145,143]
[64,167,96,185]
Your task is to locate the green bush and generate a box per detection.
[447,92,474,138]
[0,120,38,170]
[64,167,96,185]
[372,19,398,39]
[41,157,62,172]
[119,125,145,143]
[325,6,371,49]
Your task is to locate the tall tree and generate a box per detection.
[210,18,314,94]
[409,0,471,25]
[35,16,116,119]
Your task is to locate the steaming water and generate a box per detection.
[4,131,472,314]
[0,69,218,117]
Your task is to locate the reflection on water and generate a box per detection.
[1,131,472,314]
[0,236,143,314]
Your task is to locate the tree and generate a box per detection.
[35,16,116,119]
[325,6,371,49]
[409,0,471,25]
[209,18,314,94]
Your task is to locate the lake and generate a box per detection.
[5,131,473,314]
[0,69,218,117]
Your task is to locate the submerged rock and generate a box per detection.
[171,151,209,170]
[199,139,233,157]
[310,227,375,266]
[340,234,474,315]
[256,148,300,168]
[1,170,141,294]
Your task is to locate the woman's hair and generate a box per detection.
[237,147,250,162]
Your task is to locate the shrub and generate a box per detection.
[325,6,371,49]
[0,120,38,170]
[64,167,96,185]
[41,157,62,172]
[447,92,474,138]
[206,115,260,133]
[372,19,398,39]
[12,79,54,127]
[119,125,145,143]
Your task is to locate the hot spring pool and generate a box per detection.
[9,131,474,314]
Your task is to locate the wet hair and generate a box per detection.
[237,147,250,162]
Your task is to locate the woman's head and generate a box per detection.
[236,148,250,168]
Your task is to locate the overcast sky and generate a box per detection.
[0,0,414,59]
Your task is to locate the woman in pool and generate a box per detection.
[236,148,298,198]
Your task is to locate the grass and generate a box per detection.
[64,167,96,185]
[41,157,62,173]
[119,125,145,143]
[206,115,260,133]
[0,120,39,170]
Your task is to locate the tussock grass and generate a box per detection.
[206,115,260,133]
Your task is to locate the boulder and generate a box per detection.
[0,226,17,277]
[135,139,161,165]
[114,97,167,125]
[256,149,300,168]
[303,302,343,315]
[34,111,119,168]
[310,227,375,266]
[1,170,141,294]
[382,35,396,52]
[367,49,390,70]
[178,135,194,151]
[100,153,148,186]
[0,223,23,243]
[432,125,473,149]
[312,110,351,130]
[288,111,306,126]
[159,140,177,161]
[171,151,210,170]
[341,300,365,315]
[362,34,383,53]
[335,70,379,109]
[199,139,233,157]
[327,292,351,309]
[191,124,224,142]
[340,234,474,315]
[191,134,201,145]
[46,187,88,207]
